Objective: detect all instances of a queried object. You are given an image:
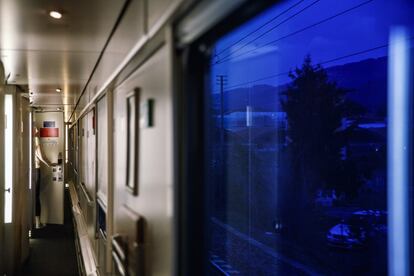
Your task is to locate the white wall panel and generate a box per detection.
[113,43,173,276]
[34,111,64,225]
[147,0,180,30]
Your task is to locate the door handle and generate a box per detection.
[112,234,126,261]
[4,188,10,193]
[112,234,127,276]
[112,251,126,276]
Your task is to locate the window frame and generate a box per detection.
[174,1,414,275]
[174,1,282,274]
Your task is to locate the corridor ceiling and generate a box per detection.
[0,0,126,120]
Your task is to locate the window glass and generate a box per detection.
[205,0,414,274]
[86,111,96,194]
[81,117,88,185]
[97,96,108,203]
[97,202,107,238]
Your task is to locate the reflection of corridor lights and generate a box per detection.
[4,94,13,223]
[388,28,410,276]
[65,124,69,164]
[29,112,32,190]
[49,11,62,19]
[56,88,62,93]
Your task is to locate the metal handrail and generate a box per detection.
[79,182,94,206]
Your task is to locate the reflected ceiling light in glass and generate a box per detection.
[49,11,62,19]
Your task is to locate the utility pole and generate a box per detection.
[216,75,227,136]
[216,75,227,199]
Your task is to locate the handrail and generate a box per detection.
[68,183,99,276]
[80,182,94,206]
[98,228,107,241]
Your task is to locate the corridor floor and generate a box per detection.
[21,190,79,276]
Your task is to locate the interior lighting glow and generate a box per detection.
[49,11,62,19]
[387,27,411,276]
[4,94,13,223]
[29,112,32,190]
[65,124,69,164]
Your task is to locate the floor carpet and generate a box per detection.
[20,189,79,276]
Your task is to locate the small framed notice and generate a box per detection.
[140,99,154,128]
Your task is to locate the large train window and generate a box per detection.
[202,0,414,275]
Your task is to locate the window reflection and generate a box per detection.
[205,0,413,274]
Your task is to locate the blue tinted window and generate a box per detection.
[204,0,414,274]
[98,203,106,238]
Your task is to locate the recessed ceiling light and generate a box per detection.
[56,88,62,92]
[49,11,62,19]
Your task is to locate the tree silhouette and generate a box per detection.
[281,56,363,207]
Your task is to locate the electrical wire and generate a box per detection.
[214,0,307,58]
[215,0,322,63]
[213,40,398,93]
[214,0,375,65]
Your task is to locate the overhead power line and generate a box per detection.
[214,0,307,58]
[216,0,322,63]
[213,39,401,93]
[215,0,375,65]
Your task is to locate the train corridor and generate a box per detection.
[1,0,414,275]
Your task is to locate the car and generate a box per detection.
[326,209,387,249]
[326,219,367,249]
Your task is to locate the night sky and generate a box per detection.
[210,0,414,92]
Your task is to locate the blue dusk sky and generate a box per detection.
[210,0,414,93]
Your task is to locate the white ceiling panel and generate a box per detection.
[0,0,126,120]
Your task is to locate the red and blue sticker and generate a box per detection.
[40,121,59,137]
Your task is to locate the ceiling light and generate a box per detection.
[57,107,62,111]
[49,11,62,19]
[56,88,62,93]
